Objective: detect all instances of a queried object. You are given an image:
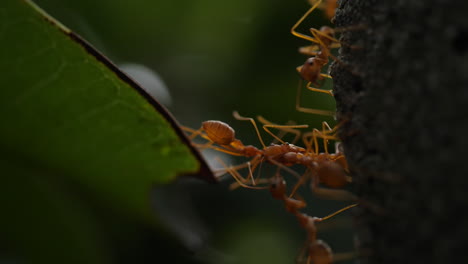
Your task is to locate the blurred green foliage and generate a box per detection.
[1,0,356,263]
[32,0,337,131]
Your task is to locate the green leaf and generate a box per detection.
[0,0,214,263]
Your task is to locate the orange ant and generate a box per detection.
[291,1,364,118]
[291,1,347,64]
[239,117,356,201]
[295,204,357,264]
[290,2,341,117]
[268,171,357,264]
[182,112,310,187]
[184,116,359,262]
[269,172,307,214]
[183,112,356,202]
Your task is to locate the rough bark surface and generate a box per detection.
[331,1,468,263]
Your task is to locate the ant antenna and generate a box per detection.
[215,157,268,190]
[256,115,309,144]
[233,111,267,149]
[296,80,336,116]
[320,203,358,221]
[291,0,323,43]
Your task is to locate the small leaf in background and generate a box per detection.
[0,0,214,263]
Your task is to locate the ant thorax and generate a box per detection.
[241,145,262,157]
[263,143,306,157]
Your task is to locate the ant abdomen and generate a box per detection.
[309,240,333,264]
[202,120,235,145]
[316,159,349,188]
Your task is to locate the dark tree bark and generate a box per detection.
[331,1,468,263]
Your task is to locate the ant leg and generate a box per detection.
[327,52,363,76]
[321,121,337,135]
[332,252,359,263]
[291,0,323,43]
[296,80,336,117]
[257,115,308,144]
[309,28,364,76]
[267,158,302,181]
[306,82,334,96]
[229,167,268,190]
[268,120,299,144]
[289,169,311,198]
[312,129,323,154]
[295,238,309,264]
[320,73,332,79]
[192,141,215,150]
[311,175,358,201]
[226,156,265,189]
[232,111,267,149]
[301,131,316,154]
[302,123,337,154]
[329,42,341,49]
[195,144,244,156]
[180,125,213,142]
[215,157,268,190]
[321,122,340,152]
[332,24,368,42]
[314,127,338,154]
[310,28,341,48]
[229,177,271,190]
[319,203,358,221]
[244,155,265,186]
[298,45,320,56]
[310,26,366,50]
[213,157,250,179]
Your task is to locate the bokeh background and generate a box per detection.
[32,0,355,263]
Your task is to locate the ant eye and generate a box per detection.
[308,60,314,65]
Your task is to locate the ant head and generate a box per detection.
[298,57,323,82]
[269,175,286,200]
